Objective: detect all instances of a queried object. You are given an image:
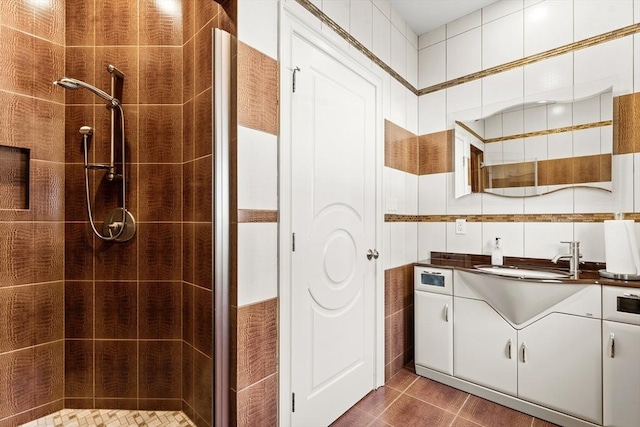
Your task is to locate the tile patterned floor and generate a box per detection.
[21,409,195,427]
[331,368,559,427]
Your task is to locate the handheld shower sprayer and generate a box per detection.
[53,77,120,108]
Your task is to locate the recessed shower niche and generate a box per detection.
[0,145,30,210]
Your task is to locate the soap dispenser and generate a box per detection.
[492,237,503,265]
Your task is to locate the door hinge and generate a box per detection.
[292,232,296,252]
[292,392,295,412]
[292,66,301,93]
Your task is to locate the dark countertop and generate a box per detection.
[415,253,640,289]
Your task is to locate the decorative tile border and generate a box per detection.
[457,120,613,144]
[237,209,278,223]
[293,0,640,98]
[385,213,640,223]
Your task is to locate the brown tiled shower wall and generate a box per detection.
[0,0,66,425]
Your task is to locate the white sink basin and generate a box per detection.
[474,265,570,279]
[458,267,587,326]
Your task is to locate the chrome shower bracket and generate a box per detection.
[103,208,136,242]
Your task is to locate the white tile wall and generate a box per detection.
[482,11,524,69]
[523,105,547,133]
[574,37,634,98]
[391,25,406,77]
[574,154,635,214]
[419,41,446,89]
[372,0,391,18]
[419,174,447,215]
[635,0,640,23]
[419,25,446,49]
[390,4,406,35]
[389,78,406,127]
[523,187,574,214]
[483,0,524,24]
[418,90,446,135]
[482,67,524,113]
[350,0,373,51]
[447,80,482,124]
[523,222,574,259]
[383,222,391,269]
[417,222,447,260]
[389,222,418,268]
[572,128,601,157]
[238,0,278,60]
[322,0,350,31]
[446,221,483,254]
[407,41,418,88]
[237,126,278,210]
[574,0,633,41]
[446,173,483,215]
[237,223,278,306]
[481,193,525,215]
[575,222,605,263]
[385,167,418,214]
[406,90,418,134]
[447,9,481,38]
[446,27,482,80]
[482,222,524,257]
[524,0,573,56]
[372,4,391,65]
[523,52,574,100]
[547,103,573,129]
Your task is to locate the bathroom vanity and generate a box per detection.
[414,262,640,427]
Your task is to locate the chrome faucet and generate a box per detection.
[552,241,582,279]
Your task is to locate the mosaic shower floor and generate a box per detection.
[21,409,196,427]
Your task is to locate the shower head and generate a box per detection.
[53,77,120,107]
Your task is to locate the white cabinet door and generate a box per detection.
[518,313,602,424]
[454,297,517,395]
[415,291,453,375]
[603,321,640,427]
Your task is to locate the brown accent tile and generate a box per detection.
[138,105,182,163]
[237,210,279,223]
[93,398,138,410]
[139,0,182,46]
[406,377,468,413]
[28,400,63,424]
[139,46,182,104]
[138,399,183,411]
[33,0,64,43]
[385,120,419,174]
[94,340,137,398]
[355,386,402,418]
[64,222,94,281]
[65,164,88,222]
[182,161,195,222]
[573,153,611,184]
[65,340,94,397]
[65,105,94,163]
[389,310,404,361]
[33,281,64,345]
[236,374,278,427]
[92,104,140,166]
[538,157,572,186]
[0,0,35,35]
[32,101,65,161]
[194,25,212,96]
[2,92,34,152]
[0,146,29,211]
[138,223,182,281]
[95,0,138,46]
[95,46,139,105]
[419,130,454,175]
[330,407,376,427]
[138,163,182,222]
[31,161,65,222]
[0,348,34,419]
[0,223,35,287]
[183,100,195,163]
[384,367,418,393]
[182,0,195,42]
[237,298,278,390]
[385,264,413,317]
[195,89,213,158]
[94,282,137,339]
[195,0,219,31]
[33,341,64,406]
[64,398,94,409]
[66,0,95,46]
[193,350,213,425]
[182,342,194,407]
[33,223,64,284]
[378,394,456,427]
[139,282,181,339]
[94,235,138,281]
[183,38,195,101]
[237,42,279,135]
[0,27,34,97]
[459,395,534,427]
[182,283,194,344]
[139,341,182,399]
[91,164,139,224]
[194,155,213,222]
[182,401,195,423]
[33,38,65,103]
[182,224,195,284]
[194,287,213,358]
[64,47,96,105]
[451,417,484,427]
[0,285,33,352]
[194,223,213,290]
[613,92,640,154]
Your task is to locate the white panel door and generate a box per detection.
[603,321,640,427]
[453,297,518,396]
[414,291,453,375]
[290,32,378,426]
[518,313,602,424]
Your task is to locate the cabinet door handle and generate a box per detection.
[444,304,449,322]
[507,339,512,359]
[610,333,615,358]
[521,342,526,363]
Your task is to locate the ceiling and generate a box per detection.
[390,0,498,36]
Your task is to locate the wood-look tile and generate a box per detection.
[139,0,182,46]
[64,340,94,397]
[1,26,34,97]
[95,0,138,46]
[183,101,195,163]
[237,298,278,390]
[138,105,182,163]
[355,386,401,418]
[0,348,34,420]
[573,154,610,184]
[33,281,64,345]
[33,223,64,284]
[385,367,418,393]
[385,120,419,175]
[182,160,195,223]
[458,395,533,427]
[31,161,65,222]
[379,394,456,426]
[0,0,35,35]
[32,101,65,161]
[138,163,182,222]
[182,0,195,42]
[63,47,96,105]
[0,222,35,287]
[139,47,182,104]
[2,92,33,154]
[194,26,212,96]
[182,283,194,344]
[194,89,213,158]
[538,158,572,186]
[64,398,94,409]
[182,224,195,285]
[182,401,195,423]
[389,310,405,361]
[329,407,375,427]
[613,92,640,154]
[93,398,138,410]
[95,46,139,105]
[138,223,181,281]
[384,316,392,377]
[94,282,137,339]
[193,350,213,426]
[65,105,94,163]
[0,285,33,352]
[195,0,219,31]
[33,38,64,103]
[238,42,279,135]
[419,130,454,175]
[237,210,279,223]
[139,282,181,339]
[451,417,484,427]
[65,164,87,222]
[405,377,468,413]
[194,223,212,290]
[94,235,138,281]
[384,264,413,317]
[183,38,195,102]
[66,0,95,46]
[137,399,183,411]
[194,155,212,222]
[194,287,213,358]
[236,374,278,427]
[138,341,181,399]
[182,342,194,407]
[64,222,94,281]
[94,340,137,398]
[34,341,64,406]
[34,0,65,44]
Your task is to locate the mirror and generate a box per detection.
[454,88,613,198]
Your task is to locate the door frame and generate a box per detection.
[278,3,385,425]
